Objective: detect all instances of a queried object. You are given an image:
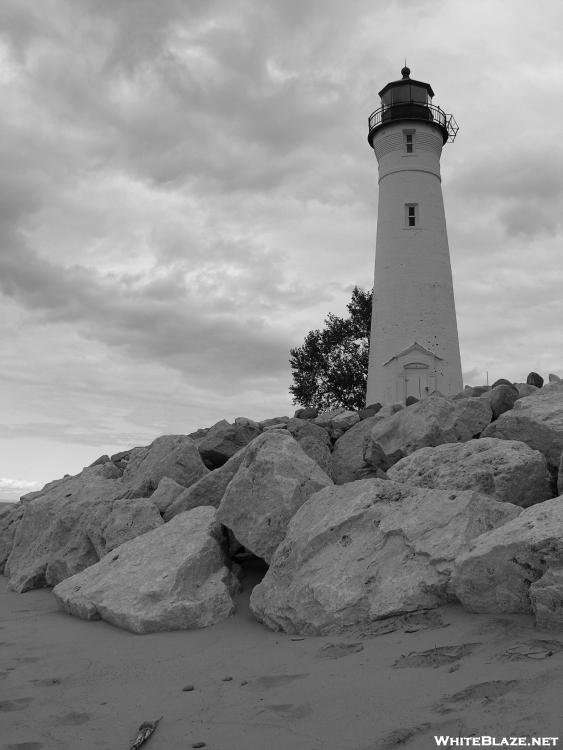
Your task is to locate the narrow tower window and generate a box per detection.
[403,130,415,153]
[405,203,418,228]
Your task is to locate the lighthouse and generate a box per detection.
[365,66,463,406]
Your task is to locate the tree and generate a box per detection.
[289,286,372,411]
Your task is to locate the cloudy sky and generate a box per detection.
[1,0,562,500]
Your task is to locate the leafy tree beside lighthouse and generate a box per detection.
[289,286,372,411]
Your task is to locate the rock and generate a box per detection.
[250,479,520,634]
[0,504,24,574]
[197,420,261,469]
[529,567,563,629]
[52,507,239,633]
[332,416,385,484]
[89,454,111,467]
[490,378,515,390]
[548,373,561,383]
[234,416,260,430]
[514,383,538,398]
[262,423,288,431]
[146,477,187,515]
[373,403,404,419]
[187,427,210,441]
[387,438,553,508]
[405,396,419,406]
[359,403,382,419]
[163,447,248,522]
[559,452,563,496]
[110,448,136,469]
[294,407,318,420]
[481,384,519,420]
[366,392,490,468]
[285,418,333,477]
[482,382,563,482]
[330,410,360,438]
[259,416,290,428]
[466,385,491,398]
[216,431,333,563]
[452,497,563,624]
[451,397,492,436]
[122,435,209,497]
[527,372,544,388]
[4,463,163,592]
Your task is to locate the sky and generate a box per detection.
[1,0,562,500]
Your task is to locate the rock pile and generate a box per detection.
[2,374,562,634]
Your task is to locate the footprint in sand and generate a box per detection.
[16,657,40,664]
[252,673,309,689]
[0,697,34,712]
[54,711,90,725]
[393,642,481,669]
[3,744,44,750]
[501,639,563,661]
[316,642,364,660]
[262,703,313,719]
[30,677,62,686]
[434,679,519,714]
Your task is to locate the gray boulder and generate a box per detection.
[149,477,188,515]
[365,392,491,468]
[332,416,385,484]
[482,382,563,480]
[250,479,520,634]
[549,373,561,383]
[515,383,538,398]
[0,503,24,574]
[216,431,333,563]
[527,372,544,388]
[530,567,563,629]
[285,418,333,478]
[4,463,163,592]
[53,507,238,633]
[197,419,261,469]
[163,447,248,522]
[452,496,563,626]
[294,407,318,420]
[481,384,519,420]
[122,435,209,496]
[387,438,552,508]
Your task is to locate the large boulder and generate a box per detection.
[481,382,563,482]
[4,463,163,592]
[527,372,544,388]
[250,479,520,634]
[216,431,333,563]
[365,393,492,468]
[53,507,238,633]
[481,384,519,420]
[284,418,333,478]
[529,567,563,629]
[313,409,359,440]
[387,438,552,508]
[452,497,563,627]
[0,503,24,574]
[197,419,261,469]
[121,435,209,496]
[331,416,385,484]
[163,447,248,522]
[149,477,188,515]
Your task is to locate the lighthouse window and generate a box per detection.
[405,203,418,227]
[404,132,414,153]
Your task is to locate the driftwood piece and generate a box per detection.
[129,716,163,749]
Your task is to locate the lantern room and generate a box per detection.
[368,66,458,147]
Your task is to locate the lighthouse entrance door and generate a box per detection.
[403,362,432,400]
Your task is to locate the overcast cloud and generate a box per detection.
[1,0,562,498]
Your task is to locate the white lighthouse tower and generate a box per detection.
[365,66,463,406]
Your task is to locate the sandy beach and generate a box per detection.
[2,560,562,750]
[0,560,563,750]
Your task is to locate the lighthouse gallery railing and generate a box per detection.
[368,102,459,145]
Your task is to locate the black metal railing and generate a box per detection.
[368,102,459,145]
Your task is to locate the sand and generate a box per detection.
[2,561,562,750]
